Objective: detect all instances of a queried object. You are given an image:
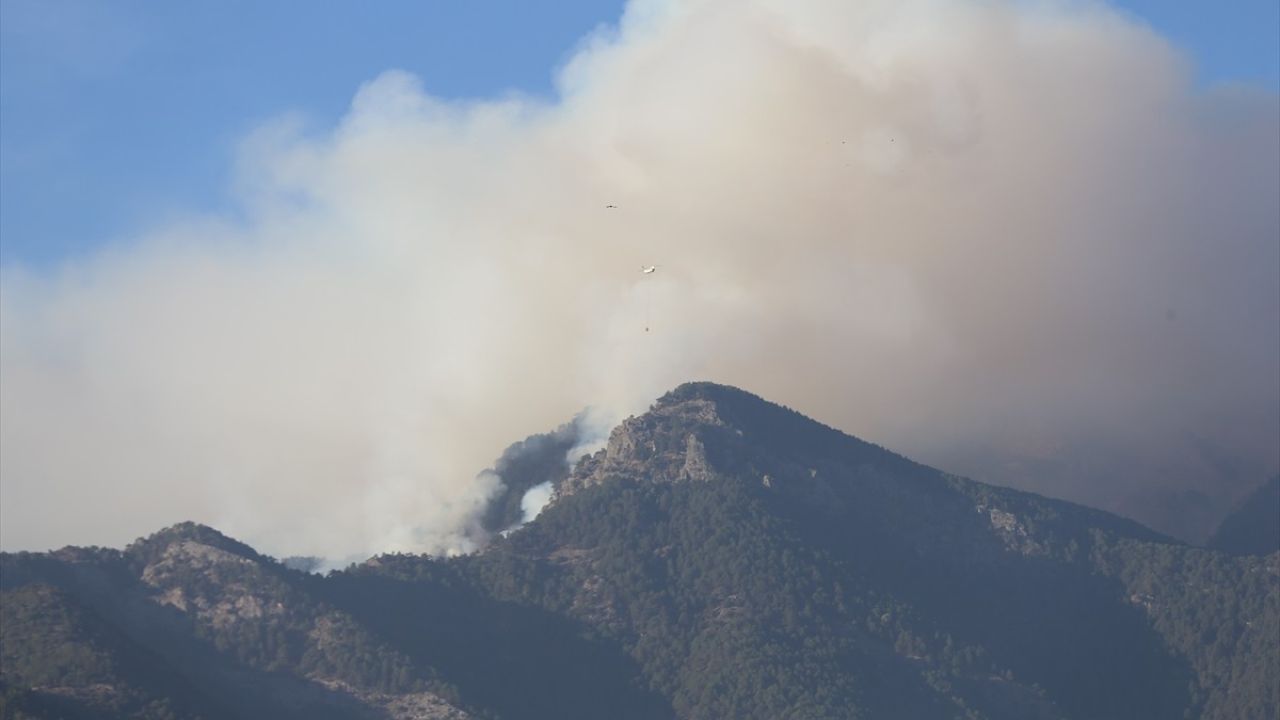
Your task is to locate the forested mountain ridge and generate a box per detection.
[1208,475,1280,557]
[2,383,1277,719]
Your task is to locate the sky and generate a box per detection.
[1,0,1276,266]
[1,0,1277,557]
[0,0,630,264]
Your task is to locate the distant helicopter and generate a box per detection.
[640,265,659,331]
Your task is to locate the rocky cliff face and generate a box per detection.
[560,392,729,495]
[559,382,902,496]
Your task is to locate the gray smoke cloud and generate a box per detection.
[2,0,1277,556]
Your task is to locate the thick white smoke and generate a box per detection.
[520,483,556,524]
[2,0,1276,556]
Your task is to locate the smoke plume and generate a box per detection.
[2,0,1277,555]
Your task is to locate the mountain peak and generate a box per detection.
[546,382,1170,555]
[557,381,907,500]
[126,521,264,567]
[651,381,878,455]
[652,381,811,433]
[554,388,722,496]
[654,380,762,408]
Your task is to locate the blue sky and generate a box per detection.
[1,0,1276,266]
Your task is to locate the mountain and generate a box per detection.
[1208,476,1280,556]
[2,383,1277,719]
